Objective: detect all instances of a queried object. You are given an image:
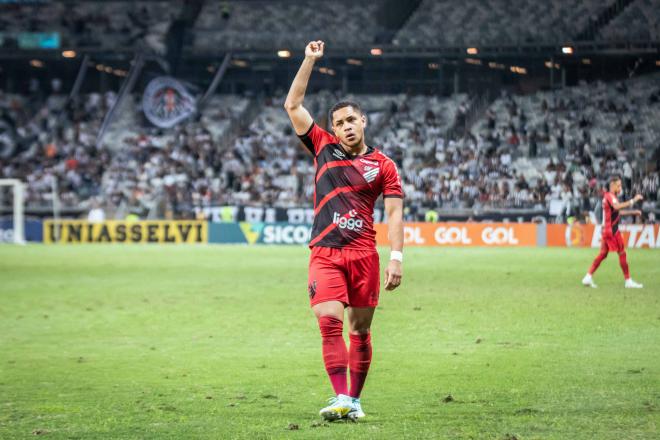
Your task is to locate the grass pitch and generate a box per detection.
[0,245,658,439]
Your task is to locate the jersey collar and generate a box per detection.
[344,145,375,159]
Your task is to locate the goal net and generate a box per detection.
[0,179,26,244]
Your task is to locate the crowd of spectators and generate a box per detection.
[0,87,248,219]
[1,74,659,223]
[0,85,112,209]
[396,74,660,221]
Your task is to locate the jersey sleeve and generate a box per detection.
[382,158,404,198]
[297,123,336,156]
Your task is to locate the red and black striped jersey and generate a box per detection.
[298,123,403,250]
[602,191,620,235]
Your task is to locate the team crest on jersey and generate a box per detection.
[333,149,346,160]
[363,167,380,183]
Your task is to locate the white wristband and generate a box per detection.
[390,251,403,262]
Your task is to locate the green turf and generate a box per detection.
[0,245,658,439]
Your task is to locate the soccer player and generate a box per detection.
[582,175,643,288]
[284,41,404,421]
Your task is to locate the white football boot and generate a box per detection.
[347,397,365,420]
[319,394,353,421]
[582,274,597,288]
[624,279,643,289]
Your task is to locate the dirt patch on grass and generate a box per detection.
[514,408,539,415]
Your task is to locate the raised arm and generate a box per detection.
[612,194,643,211]
[383,197,404,291]
[284,40,324,135]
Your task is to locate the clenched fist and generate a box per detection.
[305,40,325,60]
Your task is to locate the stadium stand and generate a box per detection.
[0,91,248,218]
[0,1,174,51]
[395,0,608,46]
[2,0,658,52]
[403,74,660,218]
[192,1,383,50]
[1,0,659,221]
[2,74,658,221]
[599,0,660,41]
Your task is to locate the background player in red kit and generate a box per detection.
[582,175,644,288]
[284,40,404,420]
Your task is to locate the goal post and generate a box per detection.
[0,179,26,245]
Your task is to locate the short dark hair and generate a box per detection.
[609,174,622,184]
[329,100,362,122]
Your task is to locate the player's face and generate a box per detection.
[331,106,366,148]
[610,179,622,195]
